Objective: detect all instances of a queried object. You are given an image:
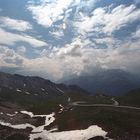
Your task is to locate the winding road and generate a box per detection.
[70,99,140,110]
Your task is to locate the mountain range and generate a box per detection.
[0,69,140,97]
[62,69,140,96]
[0,71,88,97]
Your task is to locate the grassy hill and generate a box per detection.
[118,88,140,107]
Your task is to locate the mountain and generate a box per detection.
[0,71,90,112]
[0,71,88,97]
[118,88,140,107]
[62,69,140,96]
[0,71,140,140]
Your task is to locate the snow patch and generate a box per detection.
[16,89,22,92]
[30,125,108,140]
[0,121,35,129]
[0,111,55,133]
[68,97,71,103]
[0,110,110,140]
[20,111,34,117]
[20,111,55,132]
[41,88,45,91]
[56,87,64,94]
[7,113,16,117]
[25,91,31,95]
[58,104,64,114]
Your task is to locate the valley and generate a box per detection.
[0,72,140,140]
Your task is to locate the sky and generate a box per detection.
[0,0,140,81]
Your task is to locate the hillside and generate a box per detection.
[0,72,88,97]
[0,72,140,140]
[118,88,140,107]
[0,71,91,114]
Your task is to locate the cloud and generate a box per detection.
[132,27,140,38]
[4,57,23,66]
[16,46,26,56]
[103,5,140,34]
[0,46,24,68]
[27,0,99,28]
[48,23,67,39]
[35,35,140,79]
[94,37,117,48]
[23,56,64,80]
[0,16,32,31]
[49,30,64,39]
[74,4,140,36]
[0,28,47,48]
[0,46,64,80]
[55,37,91,57]
[103,40,140,74]
[0,1,140,80]
[50,38,107,76]
[1,32,140,81]
[28,0,74,27]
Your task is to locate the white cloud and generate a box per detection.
[1,34,140,80]
[0,46,24,67]
[0,1,140,80]
[94,37,118,48]
[74,4,140,36]
[55,37,91,57]
[25,2,140,79]
[49,30,64,39]
[16,46,26,56]
[0,16,32,31]
[102,40,140,74]
[103,5,140,34]
[0,28,47,48]
[23,56,64,80]
[132,27,140,38]
[38,36,140,79]
[28,0,74,27]
[0,46,64,80]
[28,0,99,28]
[49,23,67,39]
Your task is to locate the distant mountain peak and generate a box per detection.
[63,69,140,96]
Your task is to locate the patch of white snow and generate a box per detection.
[29,125,108,140]
[16,89,22,92]
[56,88,64,94]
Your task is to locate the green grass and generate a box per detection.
[54,106,140,139]
[118,89,140,107]
[0,86,68,113]
[1,86,140,139]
